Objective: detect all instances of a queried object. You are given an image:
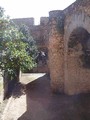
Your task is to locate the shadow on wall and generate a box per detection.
[68,27,90,68]
[18,74,90,120]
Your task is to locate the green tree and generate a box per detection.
[18,24,38,59]
[0,7,37,82]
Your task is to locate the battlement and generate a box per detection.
[9,0,90,95]
[12,17,34,27]
[40,17,49,26]
[12,17,49,26]
[49,10,63,19]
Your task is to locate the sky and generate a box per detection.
[0,0,76,24]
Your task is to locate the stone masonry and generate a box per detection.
[13,0,90,95]
[12,17,49,73]
[49,0,90,95]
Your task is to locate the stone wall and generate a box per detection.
[12,17,49,73]
[12,17,49,51]
[48,0,90,95]
[64,0,90,95]
[12,18,34,27]
[30,18,49,52]
[12,0,90,95]
[48,10,64,93]
[29,17,49,73]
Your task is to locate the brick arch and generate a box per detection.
[64,12,90,95]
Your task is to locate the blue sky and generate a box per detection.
[0,0,76,24]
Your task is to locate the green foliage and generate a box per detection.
[18,24,38,59]
[0,7,4,18]
[0,40,36,74]
[0,6,37,77]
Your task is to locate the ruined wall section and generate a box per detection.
[40,17,49,52]
[64,0,90,95]
[48,0,90,94]
[30,17,49,73]
[30,17,49,53]
[12,17,49,73]
[12,17,34,27]
[40,17,49,26]
[12,17,49,52]
[48,11,65,93]
[64,0,90,16]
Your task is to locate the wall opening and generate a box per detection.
[68,27,90,68]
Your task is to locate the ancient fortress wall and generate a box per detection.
[12,0,90,95]
[30,17,49,52]
[64,0,90,95]
[48,0,90,95]
[12,17,49,73]
[48,10,65,93]
[12,18,34,27]
[12,17,49,52]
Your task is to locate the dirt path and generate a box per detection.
[2,74,90,120]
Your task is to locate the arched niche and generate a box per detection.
[65,27,90,95]
[62,10,90,95]
[68,27,90,68]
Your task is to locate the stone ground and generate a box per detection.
[1,73,90,120]
[0,73,8,120]
[0,73,3,103]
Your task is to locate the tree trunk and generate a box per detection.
[14,67,20,83]
[3,71,11,99]
[3,67,20,99]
